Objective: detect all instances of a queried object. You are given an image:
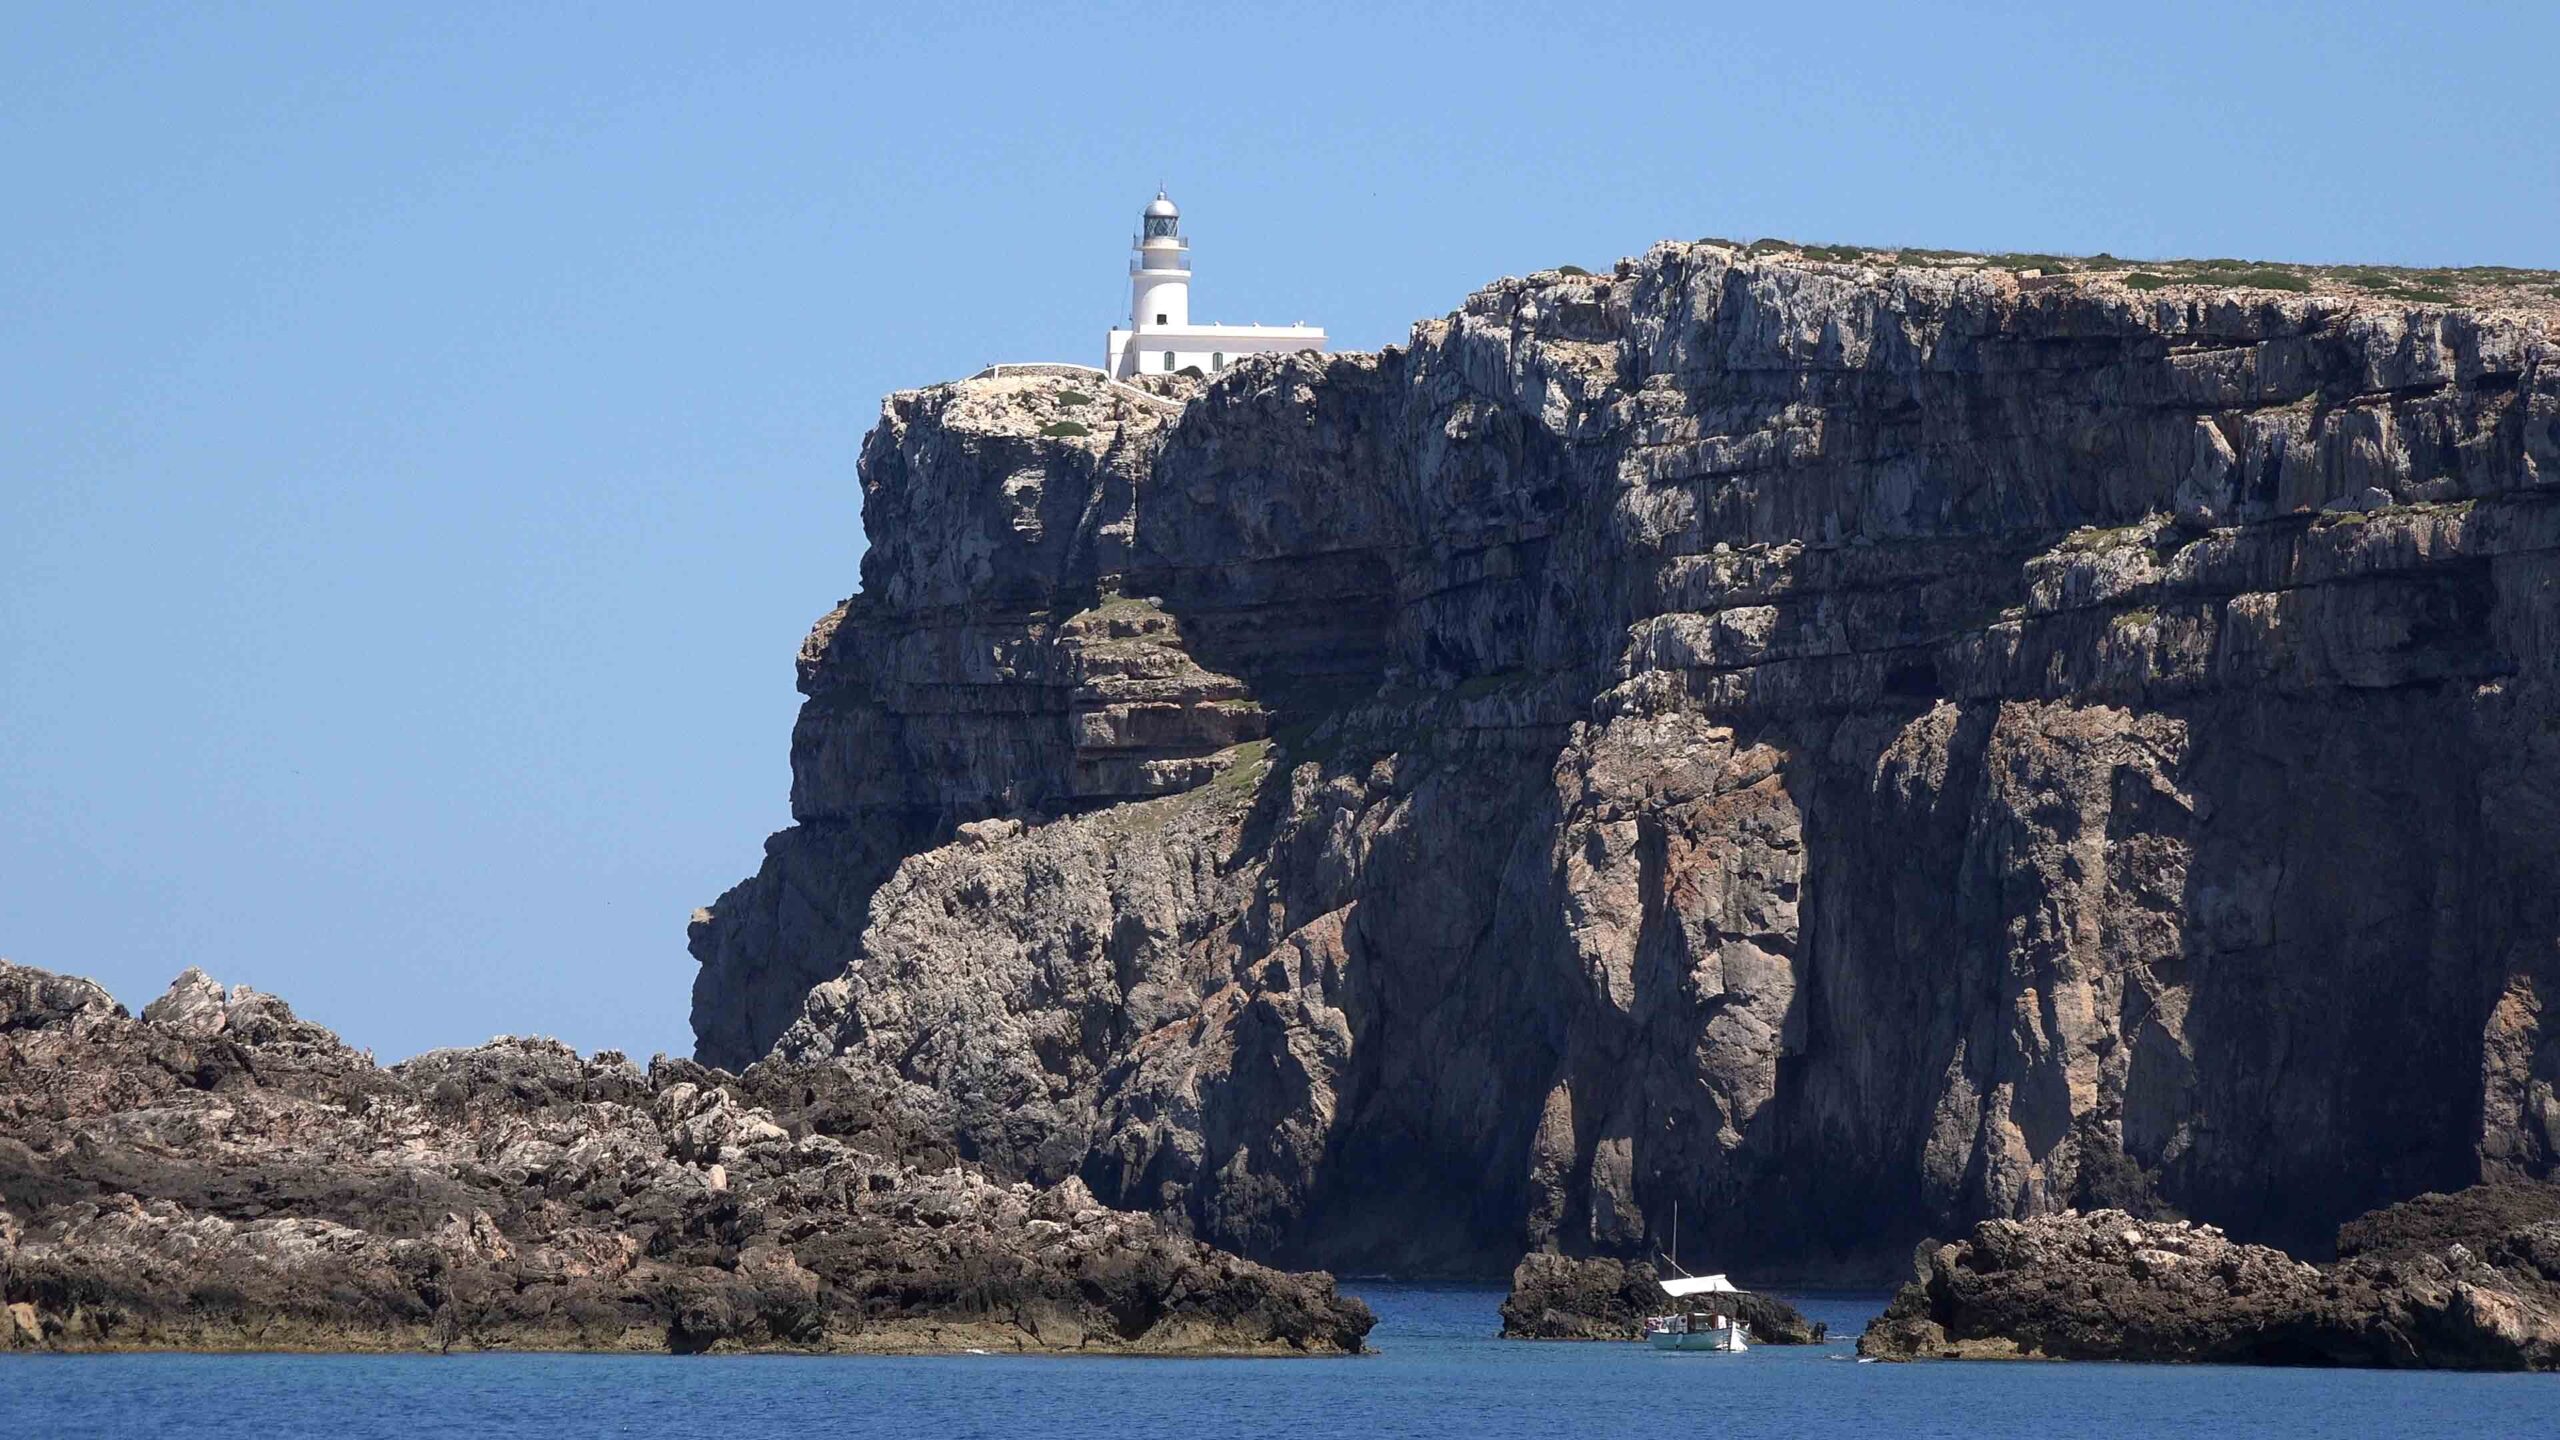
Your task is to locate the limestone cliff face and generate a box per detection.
[694,246,2560,1276]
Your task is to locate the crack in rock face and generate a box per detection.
[692,245,2560,1278]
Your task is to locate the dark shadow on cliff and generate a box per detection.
[2164,685,2503,1257]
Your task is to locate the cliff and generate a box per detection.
[0,961,1370,1354]
[691,243,2560,1278]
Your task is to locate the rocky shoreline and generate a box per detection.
[0,961,1372,1356]
[1499,1252,1825,1344]
[1858,1186,2560,1369]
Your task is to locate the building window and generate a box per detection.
[1162,351,1176,371]
[1212,352,1224,370]
[1154,313,1167,325]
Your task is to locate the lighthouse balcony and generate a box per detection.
[1130,254,1192,273]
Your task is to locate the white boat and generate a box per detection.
[1645,1272,1749,1352]
[1645,1312,1748,1352]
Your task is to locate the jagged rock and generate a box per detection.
[137,966,229,1035]
[1857,1188,2560,1368]
[0,960,1370,1355]
[0,963,121,1032]
[692,244,2560,1278]
[1498,1252,1823,1344]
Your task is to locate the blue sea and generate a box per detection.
[4,1286,2551,1439]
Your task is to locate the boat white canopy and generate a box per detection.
[1660,1274,1739,1297]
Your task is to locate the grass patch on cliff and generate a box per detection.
[1039,419,1092,438]
[2125,266,2311,294]
[1736,239,1871,265]
[2338,269,2454,303]
[2059,519,2159,553]
[1554,264,1592,277]
[1087,591,1164,616]
[1064,592,1172,638]
[2314,498,2477,532]
[1055,388,1095,407]
[2187,263,2313,292]
[1210,738,1273,796]
[2363,497,2476,523]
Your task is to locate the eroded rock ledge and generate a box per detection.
[1857,1185,2560,1368]
[1499,1252,1824,1344]
[0,960,1371,1355]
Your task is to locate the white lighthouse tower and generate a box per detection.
[1105,191,1325,382]
[1131,193,1190,333]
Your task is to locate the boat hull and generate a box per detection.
[1647,1326,1746,1353]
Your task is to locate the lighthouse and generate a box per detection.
[1104,191,1325,382]
[1131,193,1190,332]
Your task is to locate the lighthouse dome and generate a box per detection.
[1143,193,1179,219]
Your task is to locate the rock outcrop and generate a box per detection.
[0,960,1371,1354]
[1858,1184,2560,1368]
[1499,1252,1823,1343]
[692,243,2560,1279]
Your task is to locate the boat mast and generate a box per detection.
[1658,1198,1696,1280]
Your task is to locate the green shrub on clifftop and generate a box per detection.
[2201,268,2311,292]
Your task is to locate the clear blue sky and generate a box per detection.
[4,3,2554,1061]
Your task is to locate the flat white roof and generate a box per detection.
[1660,1274,1738,1297]
[1112,324,1325,338]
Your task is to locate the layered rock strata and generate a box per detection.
[0,961,1371,1354]
[1858,1183,2560,1368]
[1498,1252,1824,1343]
[694,244,2560,1278]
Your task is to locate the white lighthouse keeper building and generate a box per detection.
[1105,191,1325,381]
